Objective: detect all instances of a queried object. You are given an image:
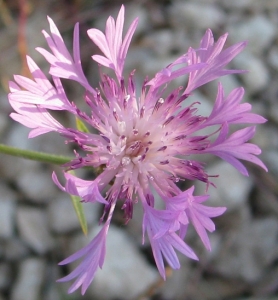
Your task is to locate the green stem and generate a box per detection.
[0,143,72,165]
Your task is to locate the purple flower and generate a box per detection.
[57,222,109,295]
[8,5,267,294]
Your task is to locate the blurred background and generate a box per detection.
[0,0,278,299]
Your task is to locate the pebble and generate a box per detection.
[213,217,278,282]
[16,207,54,254]
[268,47,278,71]
[205,75,242,98]
[0,111,8,137]
[228,16,276,54]
[0,1,276,299]
[17,168,57,204]
[0,125,39,179]
[195,161,253,210]
[11,258,45,300]
[142,29,174,57]
[0,183,16,238]
[263,150,278,177]
[3,238,30,261]
[233,52,270,94]
[69,225,158,299]
[47,194,100,234]
[0,263,12,290]
[169,2,226,30]
[222,0,253,9]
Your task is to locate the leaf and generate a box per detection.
[70,193,88,236]
[69,170,88,236]
[76,117,89,133]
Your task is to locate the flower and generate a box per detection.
[8,5,267,295]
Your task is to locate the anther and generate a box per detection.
[113,108,119,121]
[163,116,174,126]
[157,146,167,151]
[140,106,145,118]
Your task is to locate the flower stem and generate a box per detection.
[0,143,72,165]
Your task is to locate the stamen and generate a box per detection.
[144,131,150,137]
[157,146,167,151]
[113,108,119,121]
[107,145,112,153]
[174,134,187,141]
[123,95,130,109]
[140,106,145,118]
[129,141,141,150]
[163,116,174,126]
[100,134,110,143]
[153,98,164,112]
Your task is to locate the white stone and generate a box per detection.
[213,218,278,282]
[222,0,252,9]
[68,225,158,299]
[11,258,45,300]
[268,47,278,71]
[90,225,158,299]
[47,194,100,234]
[195,161,253,210]
[170,2,225,30]
[205,75,241,98]
[0,125,38,179]
[0,183,16,238]
[143,29,174,57]
[17,207,54,254]
[228,16,276,54]
[17,168,57,204]
[233,52,269,93]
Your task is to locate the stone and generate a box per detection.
[47,194,100,234]
[68,225,158,299]
[233,52,269,94]
[0,111,8,137]
[17,206,54,254]
[142,29,174,57]
[16,168,57,204]
[169,2,225,30]
[0,125,38,180]
[268,47,278,71]
[213,217,278,282]
[195,161,253,211]
[11,258,45,300]
[222,0,252,9]
[205,75,242,98]
[0,263,12,290]
[90,225,158,299]
[3,238,30,261]
[228,16,276,54]
[0,183,16,238]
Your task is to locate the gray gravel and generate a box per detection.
[0,0,278,299]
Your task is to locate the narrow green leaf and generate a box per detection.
[69,170,88,236]
[76,117,90,133]
[70,194,88,235]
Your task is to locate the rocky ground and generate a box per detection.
[0,0,278,299]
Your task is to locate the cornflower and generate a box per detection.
[8,5,267,295]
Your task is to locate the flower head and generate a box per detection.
[8,5,267,294]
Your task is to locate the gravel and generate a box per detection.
[0,0,277,299]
